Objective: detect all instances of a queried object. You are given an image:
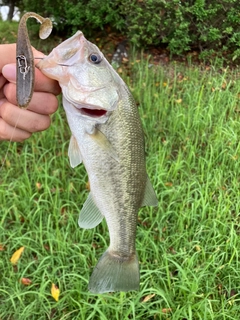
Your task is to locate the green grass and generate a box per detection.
[1,56,240,319]
[0,21,18,44]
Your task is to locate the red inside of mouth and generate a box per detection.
[81,108,107,117]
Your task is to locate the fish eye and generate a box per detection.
[89,53,102,64]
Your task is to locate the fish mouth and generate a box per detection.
[71,100,110,121]
[80,107,107,118]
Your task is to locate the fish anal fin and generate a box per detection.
[68,135,82,168]
[141,176,158,207]
[88,250,139,293]
[78,192,104,229]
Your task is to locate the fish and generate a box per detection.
[37,31,158,293]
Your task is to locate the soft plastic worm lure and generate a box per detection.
[16,12,52,108]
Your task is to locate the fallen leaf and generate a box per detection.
[162,308,172,313]
[222,81,227,89]
[60,207,66,214]
[165,182,173,187]
[44,245,50,251]
[169,247,177,254]
[142,293,155,303]
[10,247,25,265]
[195,245,201,252]
[20,278,32,286]
[69,182,74,192]
[36,182,42,190]
[0,244,5,251]
[175,99,182,104]
[51,283,60,302]
[6,160,11,168]
[86,181,90,190]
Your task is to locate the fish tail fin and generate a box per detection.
[88,249,139,293]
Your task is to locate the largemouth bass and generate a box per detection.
[37,31,158,293]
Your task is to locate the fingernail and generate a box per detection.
[2,64,16,83]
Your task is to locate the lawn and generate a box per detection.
[1,29,240,319]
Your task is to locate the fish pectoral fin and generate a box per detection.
[88,128,119,162]
[141,176,158,207]
[68,135,83,168]
[78,192,104,229]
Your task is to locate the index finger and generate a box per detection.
[0,44,16,72]
[0,44,46,70]
[2,63,61,96]
[0,44,61,95]
[0,44,41,70]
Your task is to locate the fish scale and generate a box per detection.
[37,30,158,293]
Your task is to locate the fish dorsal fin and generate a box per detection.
[68,135,82,168]
[88,128,119,162]
[141,176,158,207]
[78,192,104,229]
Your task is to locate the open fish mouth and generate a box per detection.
[70,100,110,121]
[81,108,107,118]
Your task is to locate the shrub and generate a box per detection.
[20,0,240,62]
[0,21,18,44]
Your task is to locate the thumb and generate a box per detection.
[2,64,16,83]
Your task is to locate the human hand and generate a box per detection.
[0,44,61,142]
